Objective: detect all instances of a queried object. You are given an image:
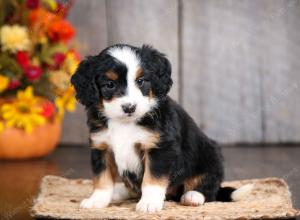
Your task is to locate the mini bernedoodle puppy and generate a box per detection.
[71,44,252,213]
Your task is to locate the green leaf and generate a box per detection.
[0,53,23,78]
[39,43,68,65]
[30,73,54,99]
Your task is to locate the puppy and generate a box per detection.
[71,44,252,213]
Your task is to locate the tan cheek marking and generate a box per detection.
[141,131,160,150]
[135,68,144,79]
[97,98,104,109]
[184,175,205,192]
[105,71,118,80]
[149,89,154,98]
[142,152,168,187]
[93,150,118,189]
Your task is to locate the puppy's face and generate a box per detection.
[71,45,172,122]
[98,47,156,121]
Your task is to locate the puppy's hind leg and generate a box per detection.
[180,174,221,206]
[180,190,205,206]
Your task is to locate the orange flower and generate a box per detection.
[29,8,75,42]
[47,20,75,42]
[29,8,56,27]
[29,8,57,41]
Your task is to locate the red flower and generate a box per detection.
[47,20,75,42]
[9,79,21,90]
[25,66,43,81]
[52,52,66,69]
[16,51,30,70]
[40,101,56,118]
[55,3,67,17]
[55,1,74,17]
[26,0,40,9]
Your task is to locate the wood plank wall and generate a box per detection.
[61,0,107,144]
[62,0,300,144]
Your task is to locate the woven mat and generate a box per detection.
[31,175,300,220]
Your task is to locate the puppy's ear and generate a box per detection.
[71,56,100,107]
[140,45,173,97]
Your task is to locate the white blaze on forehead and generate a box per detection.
[108,46,140,72]
[108,46,141,100]
[104,46,156,121]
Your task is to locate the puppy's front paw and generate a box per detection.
[136,198,164,213]
[80,189,112,209]
[136,185,166,213]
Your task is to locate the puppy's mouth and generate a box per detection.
[120,112,141,122]
[123,113,137,120]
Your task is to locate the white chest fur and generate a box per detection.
[90,121,158,176]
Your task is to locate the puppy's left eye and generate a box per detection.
[136,78,144,87]
[105,81,116,89]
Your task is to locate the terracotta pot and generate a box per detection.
[0,120,61,160]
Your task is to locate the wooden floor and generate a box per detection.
[0,145,299,220]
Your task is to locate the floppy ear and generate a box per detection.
[140,45,173,97]
[71,56,100,107]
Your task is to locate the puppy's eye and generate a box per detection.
[136,78,144,87]
[105,81,115,89]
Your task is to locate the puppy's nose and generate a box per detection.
[122,103,136,114]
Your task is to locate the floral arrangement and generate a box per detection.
[0,0,79,133]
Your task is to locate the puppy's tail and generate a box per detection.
[216,184,254,202]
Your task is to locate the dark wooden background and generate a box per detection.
[61,0,300,145]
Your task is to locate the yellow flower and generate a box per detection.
[37,35,48,44]
[0,75,9,93]
[55,87,76,119]
[49,70,70,95]
[42,0,58,11]
[0,25,30,53]
[1,87,45,133]
[31,56,41,66]
[63,52,79,75]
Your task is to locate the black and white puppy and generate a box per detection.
[71,44,252,213]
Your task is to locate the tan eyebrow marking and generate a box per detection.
[135,68,144,79]
[105,71,118,80]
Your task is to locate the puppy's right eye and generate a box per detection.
[105,81,115,89]
[136,77,144,87]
